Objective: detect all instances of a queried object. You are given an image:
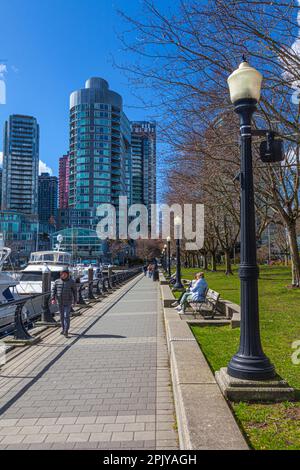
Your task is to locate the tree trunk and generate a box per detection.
[193,253,197,268]
[211,252,217,271]
[224,249,233,275]
[287,223,300,287]
[203,253,208,270]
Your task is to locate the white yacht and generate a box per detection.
[0,246,21,331]
[17,251,74,295]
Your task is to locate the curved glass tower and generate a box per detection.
[69,78,131,224]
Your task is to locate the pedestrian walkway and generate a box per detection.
[0,275,178,450]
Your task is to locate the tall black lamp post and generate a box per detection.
[227,59,275,380]
[174,216,183,290]
[167,236,171,277]
[164,244,168,272]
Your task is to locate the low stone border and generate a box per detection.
[160,276,248,450]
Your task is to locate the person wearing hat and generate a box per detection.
[51,268,77,338]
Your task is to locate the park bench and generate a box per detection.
[188,288,220,319]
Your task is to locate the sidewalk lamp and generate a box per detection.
[164,244,167,272]
[174,216,183,290]
[227,58,275,380]
[167,236,171,277]
[57,234,63,251]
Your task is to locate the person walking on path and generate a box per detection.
[51,268,77,338]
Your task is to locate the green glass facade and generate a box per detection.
[69,78,131,229]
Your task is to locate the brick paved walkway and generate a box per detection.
[0,275,178,450]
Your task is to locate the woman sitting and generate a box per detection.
[175,272,208,314]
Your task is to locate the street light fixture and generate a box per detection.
[167,236,171,278]
[227,58,275,380]
[164,244,167,272]
[174,216,183,290]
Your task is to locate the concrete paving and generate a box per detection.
[0,275,178,450]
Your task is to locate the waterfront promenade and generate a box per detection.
[0,275,178,450]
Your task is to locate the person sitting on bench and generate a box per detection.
[175,272,208,314]
[171,273,198,307]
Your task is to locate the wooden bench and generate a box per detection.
[189,289,220,319]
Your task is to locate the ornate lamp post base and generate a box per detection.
[227,353,275,381]
[216,367,294,402]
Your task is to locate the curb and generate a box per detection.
[160,276,248,450]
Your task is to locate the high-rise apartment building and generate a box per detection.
[38,172,58,224]
[68,78,131,230]
[2,115,39,215]
[131,121,156,213]
[59,153,69,209]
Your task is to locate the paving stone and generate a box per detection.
[61,424,83,434]
[1,435,25,445]
[36,417,58,426]
[134,431,156,441]
[44,433,69,443]
[136,415,156,423]
[55,417,77,425]
[82,424,104,433]
[103,423,124,432]
[89,432,112,442]
[115,415,136,424]
[22,434,47,444]
[76,416,97,425]
[67,433,90,443]
[19,426,43,435]
[124,423,145,432]
[111,431,134,442]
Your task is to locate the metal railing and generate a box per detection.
[0,267,142,342]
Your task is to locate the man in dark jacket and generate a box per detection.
[51,268,77,338]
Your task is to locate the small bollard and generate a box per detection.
[77,281,87,305]
[37,264,58,326]
[108,265,113,289]
[88,265,96,300]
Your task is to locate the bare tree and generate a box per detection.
[119,0,300,285]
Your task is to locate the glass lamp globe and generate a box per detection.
[167,236,171,242]
[227,60,263,104]
[174,216,182,227]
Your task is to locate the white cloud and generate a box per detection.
[39,160,53,175]
[0,64,7,77]
[0,151,3,166]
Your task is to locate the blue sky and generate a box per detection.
[0,0,173,176]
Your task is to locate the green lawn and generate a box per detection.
[177,265,300,450]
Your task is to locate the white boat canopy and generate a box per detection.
[29,251,72,265]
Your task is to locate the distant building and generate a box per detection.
[57,207,99,231]
[38,172,58,225]
[51,227,104,262]
[69,78,131,229]
[131,121,156,222]
[59,153,69,209]
[2,115,39,215]
[0,210,38,262]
